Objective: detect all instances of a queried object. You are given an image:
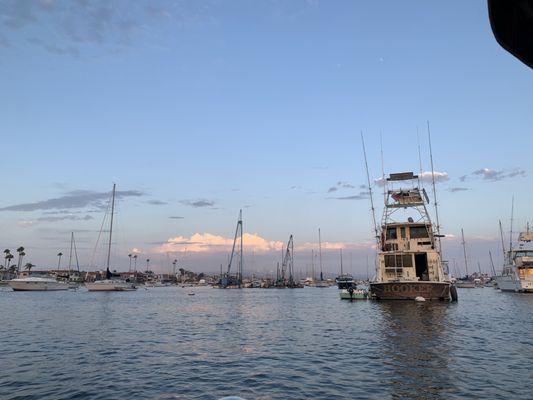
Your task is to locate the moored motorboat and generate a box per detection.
[367,171,455,301]
[339,287,368,300]
[495,230,533,293]
[8,276,69,291]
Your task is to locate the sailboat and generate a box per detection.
[455,229,476,288]
[313,228,329,287]
[86,184,137,292]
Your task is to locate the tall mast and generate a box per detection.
[499,220,506,263]
[106,183,116,270]
[417,126,423,183]
[427,122,442,255]
[380,131,386,203]
[318,228,323,281]
[311,249,315,281]
[73,233,80,272]
[489,251,496,276]
[509,196,514,252]
[461,228,469,277]
[340,248,343,275]
[239,209,243,284]
[361,132,379,244]
[68,232,74,275]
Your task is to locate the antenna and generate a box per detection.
[427,122,442,256]
[361,132,379,243]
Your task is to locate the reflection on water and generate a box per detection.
[377,302,454,399]
[0,286,530,399]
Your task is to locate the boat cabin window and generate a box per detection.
[409,226,430,239]
[386,227,397,240]
[400,227,406,239]
[384,254,413,268]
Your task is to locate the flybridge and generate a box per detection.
[387,172,418,181]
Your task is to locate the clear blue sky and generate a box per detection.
[1,1,531,276]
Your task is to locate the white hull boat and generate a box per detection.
[86,280,137,292]
[495,230,533,293]
[495,275,533,293]
[8,277,70,291]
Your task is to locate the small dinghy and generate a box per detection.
[339,287,368,300]
[188,291,195,296]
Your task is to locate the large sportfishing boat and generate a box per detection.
[495,230,533,293]
[369,172,456,301]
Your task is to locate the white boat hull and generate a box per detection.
[85,280,137,291]
[496,275,533,292]
[9,279,69,291]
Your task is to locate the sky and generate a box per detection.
[0,0,532,277]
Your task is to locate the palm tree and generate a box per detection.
[5,253,14,271]
[4,249,11,270]
[57,252,63,270]
[24,263,34,274]
[16,246,25,272]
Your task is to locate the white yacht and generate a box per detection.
[495,230,533,293]
[9,276,69,291]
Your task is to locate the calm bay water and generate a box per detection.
[0,285,531,400]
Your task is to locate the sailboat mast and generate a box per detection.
[340,248,343,275]
[239,209,243,284]
[311,249,315,281]
[68,232,74,275]
[319,228,323,281]
[509,196,514,253]
[489,251,496,276]
[461,228,469,276]
[499,220,506,263]
[106,183,116,270]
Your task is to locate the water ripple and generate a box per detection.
[0,286,531,399]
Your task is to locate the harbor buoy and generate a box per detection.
[414,296,426,302]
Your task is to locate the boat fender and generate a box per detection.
[414,296,426,302]
[450,285,458,302]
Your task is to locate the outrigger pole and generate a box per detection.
[361,132,379,244]
[427,122,443,256]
